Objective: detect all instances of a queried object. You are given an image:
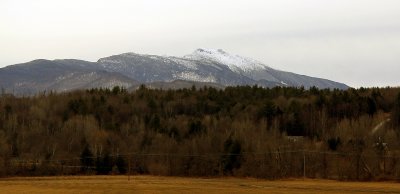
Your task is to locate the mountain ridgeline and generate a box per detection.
[0,49,348,95]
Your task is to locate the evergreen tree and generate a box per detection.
[80,145,94,173]
[392,92,400,129]
[221,137,242,175]
[96,152,113,175]
[116,155,127,174]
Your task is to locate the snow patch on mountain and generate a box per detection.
[168,57,198,70]
[56,72,76,82]
[173,71,216,83]
[185,48,269,73]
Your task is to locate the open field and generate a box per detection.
[1,176,400,194]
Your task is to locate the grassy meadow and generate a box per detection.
[1,175,400,194]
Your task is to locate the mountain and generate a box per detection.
[0,49,348,95]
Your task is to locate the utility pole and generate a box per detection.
[303,150,306,179]
[128,156,131,181]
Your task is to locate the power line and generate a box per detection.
[10,149,399,164]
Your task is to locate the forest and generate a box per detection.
[1,85,400,180]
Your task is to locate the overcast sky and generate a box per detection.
[1,0,399,87]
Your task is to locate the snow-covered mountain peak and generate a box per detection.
[185,48,269,73]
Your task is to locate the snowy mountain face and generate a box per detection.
[97,51,256,86]
[185,48,269,73]
[185,49,280,83]
[0,49,348,95]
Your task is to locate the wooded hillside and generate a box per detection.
[1,86,400,180]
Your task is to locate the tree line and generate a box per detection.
[1,85,400,180]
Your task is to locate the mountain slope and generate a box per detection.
[98,49,348,89]
[0,59,138,95]
[185,49,348,89]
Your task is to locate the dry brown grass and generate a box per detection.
[1,175,400,194]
